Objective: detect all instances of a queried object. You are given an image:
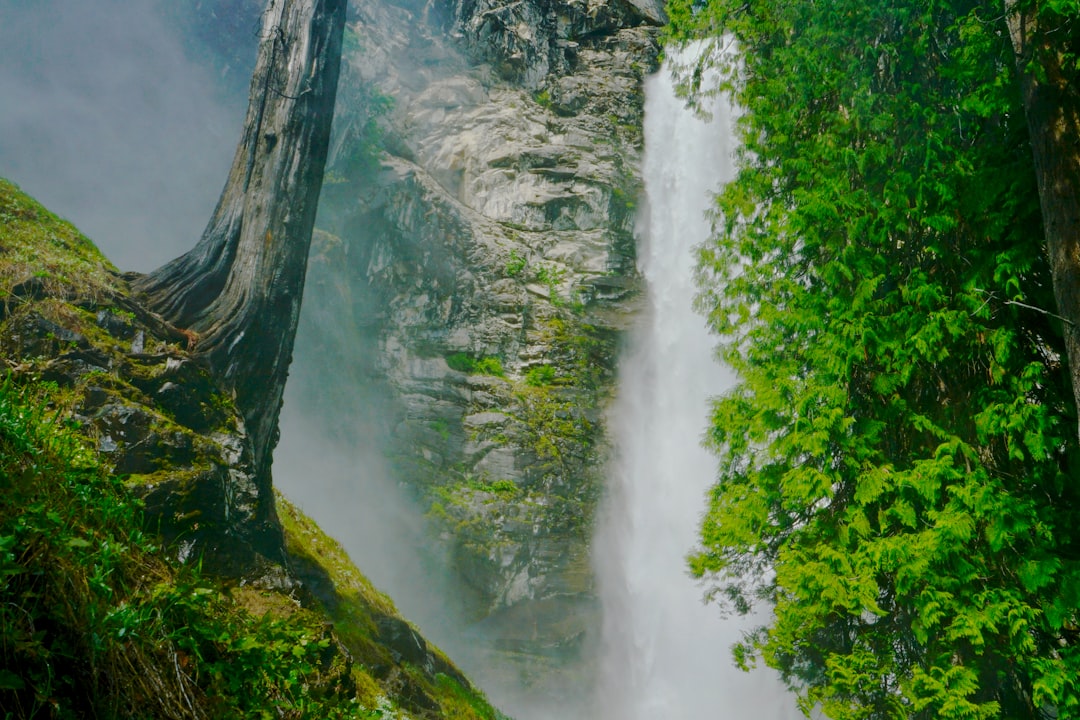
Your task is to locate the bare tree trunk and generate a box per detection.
[1005,1,1080,434]
[134,0,346,479]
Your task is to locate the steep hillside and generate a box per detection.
[0,177,505,719]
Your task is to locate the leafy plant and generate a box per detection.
[668,0,1080,716]
[525,365,556,387]
[446,352,475,373]
[0,377,368,719]
[446,353,505,377]
[505,249,527,278]
[533,263,564,287]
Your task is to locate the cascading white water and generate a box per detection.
[593,47,801,720]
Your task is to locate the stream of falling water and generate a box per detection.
[592,47,801,720]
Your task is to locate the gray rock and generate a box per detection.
[293,0,656,703]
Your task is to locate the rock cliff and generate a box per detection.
[292,0,662,704]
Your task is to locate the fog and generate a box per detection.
[0,0,242,271]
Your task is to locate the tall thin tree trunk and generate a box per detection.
[1005,1,1080,434]
[134,0,346,479]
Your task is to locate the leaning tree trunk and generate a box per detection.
[134,0,346,477]
[1005,0,1080,435]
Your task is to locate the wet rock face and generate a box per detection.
[448,0,664,88]
[296,0,659,703]
[1,298,284,580]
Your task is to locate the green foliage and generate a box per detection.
[525,365,557,387]
[505,249,527,277]
[474,357,505,376]
[326,80,394,183]
[446,353,505,376]
[446,352,475,373]
[0,378,370,719]
[669,0,1080,716]
[533,263,565,288]
[515,385,592,467]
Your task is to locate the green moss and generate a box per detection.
[446,352,505,376]
[435,673,501,720]
[515,385,592,464]
[0,178,119,299]
[278,493,397,637]
[525,365,557,387]
[277,494,505,719]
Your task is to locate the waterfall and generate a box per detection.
[593,47,800,719]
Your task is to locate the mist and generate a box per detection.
[0,0,242,271]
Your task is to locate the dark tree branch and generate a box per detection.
[1005,0,1080,435]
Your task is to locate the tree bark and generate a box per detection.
[1005,1,1080,434]
[133,0,346,478]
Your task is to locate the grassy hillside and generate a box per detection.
[0,177,505,719]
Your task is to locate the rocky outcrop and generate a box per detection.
[0,211,284,580]
[294,0,662,704]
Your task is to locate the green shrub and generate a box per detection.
[488,479,519,496]
[446,353,504,376]
[525,365,557,386]
[0,377,365,719]
[446,352,476,373]
[505,250,527,277]
[473,357,505,376]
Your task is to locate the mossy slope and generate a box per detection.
[0,178,505,719]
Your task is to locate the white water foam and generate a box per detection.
[592,45,801,720]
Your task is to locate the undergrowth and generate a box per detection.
[0,178,120,301]
[0,377,375,719]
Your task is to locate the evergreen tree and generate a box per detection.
[667,0,1080,715]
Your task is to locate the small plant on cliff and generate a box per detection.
[525,364,557,387]
[446,352,475,372]
[533,89,553,109]
[473,357,505,376]
[446,353,505,377]
[505,249,527,278]
[534,263,569,306]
